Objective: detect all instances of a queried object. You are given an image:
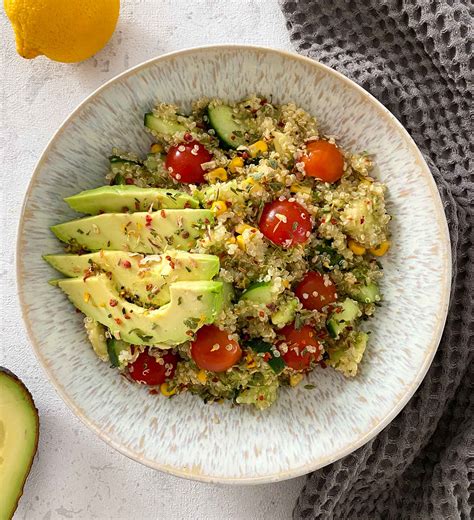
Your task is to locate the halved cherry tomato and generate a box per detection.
[191,325,242,372]
[277,323,322,370]
[128,350,178,386]
[301,140,344,183]
[165,140,212,184]
[258,199,312,247]
[295,271,337,311]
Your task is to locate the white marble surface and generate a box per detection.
[0,1,306,519]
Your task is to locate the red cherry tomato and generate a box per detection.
[301,140,344,183]
[191,325,242,372]
[295,271,337,311]
[277,323,322,371]
[165,140,212,184]
[128,350,178,386]
[258,199,312,247]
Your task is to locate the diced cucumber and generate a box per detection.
[347,281,380,304]
[109,155,142,167]
[144,113,185,136]
[207,104,251,149]
[240,282,273,305]
[111,173,126,185]
[271,298,298,327]
[107,338,130,367]
[326,298,361,339]
[245,339,285,374]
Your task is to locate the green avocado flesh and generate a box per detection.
[64,186,199,215]
[0,368,39,520]
[50,209,213,253]
[44,250,220,307]
[57,274,223,345]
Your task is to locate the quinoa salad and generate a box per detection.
[46,96,391,410]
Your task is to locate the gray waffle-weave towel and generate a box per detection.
[279,1,473,519]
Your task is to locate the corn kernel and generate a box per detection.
[236,235,246,251]
[235,223,257,234]
[290,183,312,195]
[242,177,264,193]
[226,236,237,244]
[150,143,163,154]
[248,140,268,158]
[370,241,390,256]
[207,167,228,183]
[245,353,257,369]
[228,156,244,173]
[282,280,290,288]
[197,369,207,384]
[348,239,366,256]
[290,373,303,387]
[211,200,228,216]
[160,383,177,396]
[83,292,90,303]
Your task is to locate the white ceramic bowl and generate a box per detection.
[17,46,450,483]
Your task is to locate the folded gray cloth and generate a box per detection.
[279,1,473,518]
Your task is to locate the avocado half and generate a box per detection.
[0,367,39,520]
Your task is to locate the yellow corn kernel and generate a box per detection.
[226,236,237,244]
[211,200,228,216]
[150,143,163,154]
[83,292,90,303]
[242,177,264,193]
[235,223,257,235]
[228,156,244,173]
[290,183,312,195]
[236,235,246,251]
[370,241,390,257]
[290,373,304,387]
[348,239,366,256]
[245,353,257,369]
[248,140,268,158]
[197,369,207,384]
[282,280,290,288]
[160,383,177,396]
[207,167,228,183]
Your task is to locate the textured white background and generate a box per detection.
[0,1,306,519]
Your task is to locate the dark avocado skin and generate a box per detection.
[0,367,40,520]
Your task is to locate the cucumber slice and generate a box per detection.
[271,298,298,327]
[207,104,251,149]
[240,282,273,305]
[348,281,381,304]
[144,113,185,136]
[106,338,130,367]
[326,298,361,339]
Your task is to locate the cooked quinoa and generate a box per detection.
[52,96,391,410]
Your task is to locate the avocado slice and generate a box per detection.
[0,368,39,520]
[56,274,223,345]
[64,186,199,215]
[44,250,220,307]
[50,209,213,253]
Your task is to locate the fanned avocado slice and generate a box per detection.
[44,250,220,307]
[64,186,199,215]
[50,209,213,254]
[0,368,39,520]
[56,274,223,346]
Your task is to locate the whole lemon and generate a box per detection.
[4,0,120,63]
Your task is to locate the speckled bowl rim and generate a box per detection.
[16,45,451,484]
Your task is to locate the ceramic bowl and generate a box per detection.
[17,46,450,483]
